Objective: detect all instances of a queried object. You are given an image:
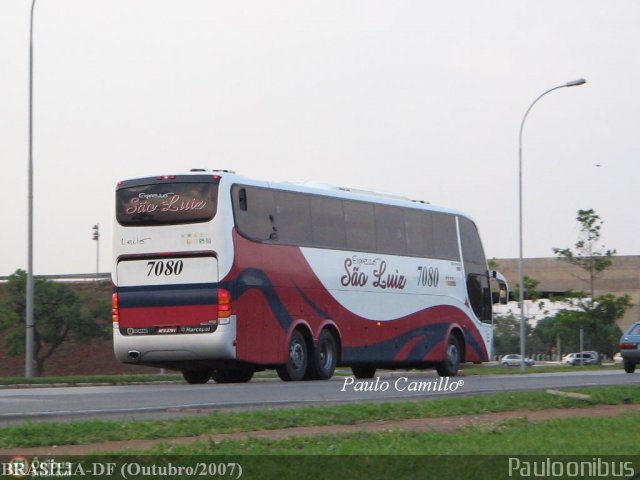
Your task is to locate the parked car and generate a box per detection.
[562,352,600,366]
[619,321,640,373]
[501,354,535,367]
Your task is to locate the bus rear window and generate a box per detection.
[116,182,218,226]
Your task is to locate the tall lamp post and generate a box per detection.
[518,78,586,371]
[26,0,37,379]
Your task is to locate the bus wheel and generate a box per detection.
[436,335,461,377]
[182,370,212,384]
[624,361,636,374]
[212,368,254,383]
[310,330,337,380]
[277,330,308,381]
[351,366,376,379]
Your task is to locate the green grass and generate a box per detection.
[140,413,640,455]
[0,373,183,386]
[1,385,638,449]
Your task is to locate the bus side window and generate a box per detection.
[375,205,407,255]
[274,191,312,245]
[233,185,277,242]
[344,201,376,252]
[310,195,346,249]
[238,188,247,211]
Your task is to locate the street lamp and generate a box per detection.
[26,0,37,379]
[518,78,586,371]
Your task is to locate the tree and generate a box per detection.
[513,275,542,303]
[0,270,110,376]
[535,295,630,357]
[493,313,535,356]
[550,209,630,356]
[553,208,615,300]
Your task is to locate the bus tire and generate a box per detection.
[211,368,254,383]
[351,366,376,379]
[624,361,636,374]
[277,330,308,381]
[436,334,461,377]
[310,330,337,380]
[182,370,212,384]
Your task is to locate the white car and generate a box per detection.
[562,352,600,366]
[501,354,535,367]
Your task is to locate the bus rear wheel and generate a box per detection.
[309,330,337,380]
[351,366,376,379]
[436,335,461,377]
[211,368,254,383]
[182,370,212,384]
[277,330,308,381]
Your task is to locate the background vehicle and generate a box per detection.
[619,321,640,373]
[500,354,534,367]
[112,170,508,383]
[562,352,600,366]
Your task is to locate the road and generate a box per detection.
[0,370,637,425]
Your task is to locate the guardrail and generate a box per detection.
[0,273,111,283]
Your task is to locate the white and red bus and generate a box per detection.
[112,170,507,383]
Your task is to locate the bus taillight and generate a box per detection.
[112,292,120,325]
[218,288,232,324]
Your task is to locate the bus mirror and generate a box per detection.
[491,271,509,305]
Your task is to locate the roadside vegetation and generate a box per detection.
[1,385,637,450]
[0,373,183,386]
[142,414,640,456]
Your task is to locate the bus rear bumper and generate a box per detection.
[113,316,237,365]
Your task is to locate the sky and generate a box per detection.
[1,0,639,276]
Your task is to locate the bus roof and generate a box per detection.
[119,168,473,220]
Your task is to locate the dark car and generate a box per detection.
[619,321,640,373]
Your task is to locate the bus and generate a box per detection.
[112,169,507,383]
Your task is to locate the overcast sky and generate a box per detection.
[1,1,639,276]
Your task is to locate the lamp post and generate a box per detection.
[26,0,37,379]
[518,78,586,371]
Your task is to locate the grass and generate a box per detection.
[1,385,638,449]
[79,410,640,480]
[0,373,183,386]
[140,413,640,455]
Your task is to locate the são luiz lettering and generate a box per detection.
[341,375,464,393]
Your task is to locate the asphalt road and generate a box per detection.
[0,369,638,425]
